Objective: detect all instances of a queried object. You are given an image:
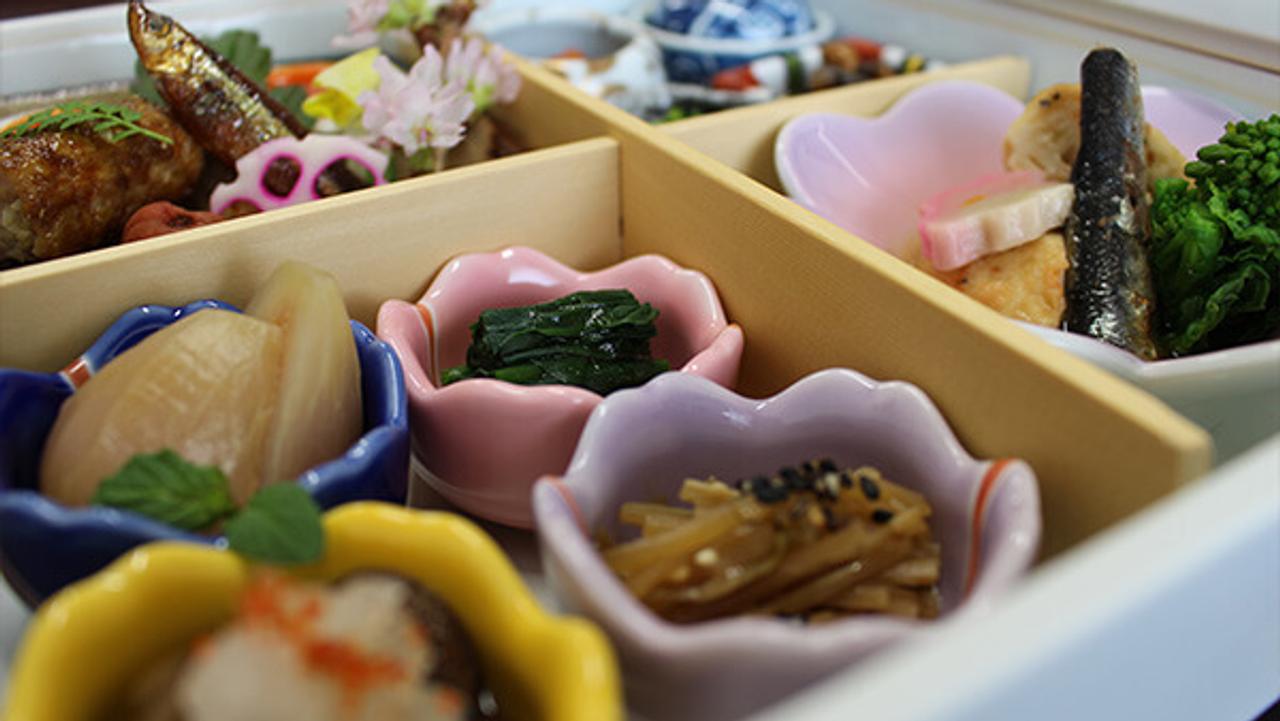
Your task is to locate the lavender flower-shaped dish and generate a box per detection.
[533,369,1040,721]
[0,301,409,606]
[775,81,1240,258]
[377,246,744,528]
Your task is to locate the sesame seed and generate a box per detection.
[780,467,804,489]
[839,472,853,489]
[872,509,894,524]
[821,473,841,498]
[818,458,838,474]
[694,548,719,567]
[859,474,881,500]
[749,475,788,504]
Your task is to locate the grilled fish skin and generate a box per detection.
[0,94,204,264]
[1062,48,1159,360]
[127,0,305,167]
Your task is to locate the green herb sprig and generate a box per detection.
[92,450,324,565]
[0,100,173,145]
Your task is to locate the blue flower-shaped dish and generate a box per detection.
[0,300,409,605]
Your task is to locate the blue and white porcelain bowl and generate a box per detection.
[638,0,834,85]
[647,0,815,39]
[0,301,409,605]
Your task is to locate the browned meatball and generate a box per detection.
[0,94,204,264]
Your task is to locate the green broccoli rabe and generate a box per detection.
[1151,114,1280,356]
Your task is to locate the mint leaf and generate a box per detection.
[91,450,237,531]
[224,484,325,565]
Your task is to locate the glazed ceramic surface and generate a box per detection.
[776,80,1278,458]
[646,0,817,38]
[377,246,743,528]
[775,80,1238,257]
[637,1,834,85]
[0,301,409,605]
[475,9,672,117]
[533,369,1040,721]
[3,503,621,721]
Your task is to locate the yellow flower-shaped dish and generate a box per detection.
[3,502,621,721]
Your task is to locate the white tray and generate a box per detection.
[2,2,1278,720]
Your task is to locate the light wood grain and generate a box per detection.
[512,57,1212,558]
[0,138,622,371]
[662,56,1031,190]
[0,53,1215,559]
[491,56,627,150]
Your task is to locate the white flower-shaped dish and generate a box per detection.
[776,80,1279,458]
[533,369,1041,721]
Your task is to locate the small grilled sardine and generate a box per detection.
[1062,48,1159,360]
[127,0,305,166]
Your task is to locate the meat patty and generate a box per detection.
[0,94,204,264]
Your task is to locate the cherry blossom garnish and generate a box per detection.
[358,46,474,173]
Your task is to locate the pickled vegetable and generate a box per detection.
[40,262,361,509]
[603,460,941,624]
[41,310,284,506]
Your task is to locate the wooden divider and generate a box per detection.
[0,138,622,372]
[662,56,1032,189]
[510,59,1212,558]
[0,52,1217,558]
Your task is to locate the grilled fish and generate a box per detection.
[1061,48,1159,360]
[127,0,305,167]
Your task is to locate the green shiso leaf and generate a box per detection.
[269,85,315,131]
[91,449,237,532]
[224,483,325,565]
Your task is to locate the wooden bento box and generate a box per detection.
[5,1,1268,719]
[1,66,1209,557]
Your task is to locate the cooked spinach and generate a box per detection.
[442,289,670,395]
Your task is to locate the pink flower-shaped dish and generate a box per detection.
[532,369,1040,721]
[775,81,1280,458]
[377,247,744,527]
[775,80,1239,258]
